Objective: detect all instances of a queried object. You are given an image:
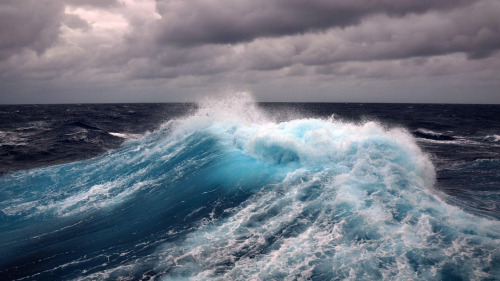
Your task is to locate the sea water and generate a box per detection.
[1,94,499,280]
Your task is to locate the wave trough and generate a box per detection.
[1,95,499,280]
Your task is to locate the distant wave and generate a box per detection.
[485,134,500,142]
[412,128,455,141]
[108,132,143,139]
[1,93,499,280]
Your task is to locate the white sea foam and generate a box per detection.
[0,130,28,146]
[2,93,499,280]
[485,134,500,142]
[109,132,143,139]
[153,94,498,280]
[67,94,500,280]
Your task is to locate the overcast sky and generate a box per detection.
[1,0,499,104]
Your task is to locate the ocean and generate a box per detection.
[1,96,500,280]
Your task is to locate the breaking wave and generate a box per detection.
[1,94,499,280]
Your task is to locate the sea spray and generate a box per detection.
[1,93,499,280]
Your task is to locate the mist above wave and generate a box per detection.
[1,93,499,281]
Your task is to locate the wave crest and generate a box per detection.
[1,94,499,281]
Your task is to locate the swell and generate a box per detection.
[1,96,499,280]
[0,103,194,174]
[0,118,285,279]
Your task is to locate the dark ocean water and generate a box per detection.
[1,98,500,280]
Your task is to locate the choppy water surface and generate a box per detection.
[1,95,500,280]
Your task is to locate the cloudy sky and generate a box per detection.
[1,0,499,104]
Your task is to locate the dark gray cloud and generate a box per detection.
[62,14,91,31]
[116,0,500,81]
[0,0,63,59]
[153,0,478,46]
[108,0,500,82]
[0,0,120,62]
[236,1,500,72]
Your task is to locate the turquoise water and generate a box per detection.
[1,97,499,280]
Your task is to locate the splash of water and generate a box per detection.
[1,93,499,281]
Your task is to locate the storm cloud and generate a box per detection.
[152,0,478,46]
[0,0,63,59]
[0,0,499,103]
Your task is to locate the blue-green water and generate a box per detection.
[1,97,500,280]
